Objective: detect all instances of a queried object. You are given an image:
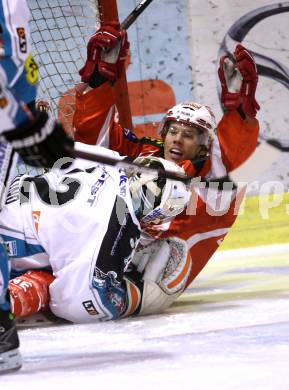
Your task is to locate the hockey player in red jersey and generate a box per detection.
[6,23,260,325]
[72,22,260,288]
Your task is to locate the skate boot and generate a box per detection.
[0,308,22,374]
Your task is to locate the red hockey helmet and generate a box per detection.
[158,102,216,149]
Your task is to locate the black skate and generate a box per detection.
[0,309,22,374]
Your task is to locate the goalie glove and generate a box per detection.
[1,111,74,168]
[79,21,130,88]
[218,44,260,118]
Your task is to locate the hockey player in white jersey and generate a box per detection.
[0,144,192,323]
[0,0,74,373]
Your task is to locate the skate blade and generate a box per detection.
[0,348,22,374]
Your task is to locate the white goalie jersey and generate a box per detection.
[0,144,141,322]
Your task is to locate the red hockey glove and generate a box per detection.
[9,270,54,317]
[218,44,260,117]
[235,44,260,117]
[79,21,130,86]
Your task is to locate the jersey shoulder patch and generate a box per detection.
[123,128,139,143]
[140,136,164,148]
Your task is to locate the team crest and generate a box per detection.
[16,27,27,53]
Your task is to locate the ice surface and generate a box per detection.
[1,244,289,389]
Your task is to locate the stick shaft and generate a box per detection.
[121,0,154,29]
[92,0,154,87]
[73,149,189,182]
[74,136,289,189]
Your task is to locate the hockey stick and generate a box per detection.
[120,0,155,30]
[74,147,189,182]
[92,0,155,87]
[74,137,288,189]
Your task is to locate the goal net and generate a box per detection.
[27,0,100,136]
[14,0,100,176]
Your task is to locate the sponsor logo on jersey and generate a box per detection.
[92,269,126,318]
[16,27,27,53]
[32,211,41,232]
[110,213,129,256]
[143,136,164,147]
[5,175,21,205]
[108,289,126,314]
[24,53,39,85]
[141,207,167,224]
[118,168,127,197]
[87,169,108,207]
[4,240,17,256]
[0,84,8,108]
[123,128,138,143]
[82,300,98,316]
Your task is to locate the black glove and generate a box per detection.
[2,111,74,168]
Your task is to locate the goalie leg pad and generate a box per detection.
[140,238,192,315]
[125,238,192,316]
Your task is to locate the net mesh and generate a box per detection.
[15,0,100,176]
[27,0,100,135]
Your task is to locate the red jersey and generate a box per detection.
[73,82,259,286]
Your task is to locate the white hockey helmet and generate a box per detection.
[158,102,216,149]
[129,156,191,225]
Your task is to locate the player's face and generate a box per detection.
[163,121,201,163]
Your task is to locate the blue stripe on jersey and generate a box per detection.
[0,243,9,291]
[0,3,12,55]
[10,266,52,280]
[0,4,18,83]
[13,68,37,104]
[14,103,28,126]
[1,234,45,258]
[0,58,18,85]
